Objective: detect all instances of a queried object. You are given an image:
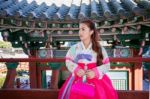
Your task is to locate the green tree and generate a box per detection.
[0,41,12,48]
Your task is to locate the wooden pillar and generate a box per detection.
[2,62,18,88]
[29,50,38,88]
[131,66,134,90]
[133,63,143,90]
[128,66,133,90]
[50,70,59,89]
[132,48,143,90]
[29,59,38,88]
[37,66,42,88]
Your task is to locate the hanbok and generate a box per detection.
[58,42,118,99]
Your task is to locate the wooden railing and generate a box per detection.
[0,57,149,90]
[0,89,149,99]
[0,57,149,62]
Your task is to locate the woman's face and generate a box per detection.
[79,23,93,42]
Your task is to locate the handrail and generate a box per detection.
[0,57,149,62]
[0,89,149,99]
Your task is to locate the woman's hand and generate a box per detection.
[76,69,85,77]
[85,70,95,79]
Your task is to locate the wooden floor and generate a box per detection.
[0,89,149,99]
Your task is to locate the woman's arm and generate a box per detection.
[66,44,86,77]
[65,45,78,73]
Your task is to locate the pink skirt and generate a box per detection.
[58,74,118,99]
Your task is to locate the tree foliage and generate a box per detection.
[0,41,12,48]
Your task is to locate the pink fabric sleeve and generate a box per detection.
[102,58,110,64]
[65,57,73,61]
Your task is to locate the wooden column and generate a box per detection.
[37,66,42,88]
[133,63,143,90]
[29,50,38,88]
[50,70,59,89]
[2,62,18,88]
[29,61,38,88]
[133,49,143,90]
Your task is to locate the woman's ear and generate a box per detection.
[90,30,94,35]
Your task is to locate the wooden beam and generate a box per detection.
[0,21,150,30]
[109,57,142,63]
[0,58,65,62]
[143,58,150,62]
[0,57,149,63]
[0,89,148,99]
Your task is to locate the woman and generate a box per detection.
[58,19,118,99]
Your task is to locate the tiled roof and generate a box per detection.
[0,0,150,50]
[0,0,149,21]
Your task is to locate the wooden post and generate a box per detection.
[50,70,59,89]
[132,49,143,90]
[37,66,42,88]
[29,50,38,88]
[133,63,143,90]
[2,62,18,88]
[29,59,38,88]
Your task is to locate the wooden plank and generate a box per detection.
[0,89,58,99]
[0,89,148,99]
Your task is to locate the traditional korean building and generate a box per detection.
[0,0,150,98]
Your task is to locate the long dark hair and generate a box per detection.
[80,19,103,66]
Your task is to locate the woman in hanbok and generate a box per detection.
[58,19,118,99]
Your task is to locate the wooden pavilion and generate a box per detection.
[0,0,150,99]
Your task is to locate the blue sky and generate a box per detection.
[0,32,3,41]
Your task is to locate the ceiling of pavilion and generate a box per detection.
[0,0,150,52]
